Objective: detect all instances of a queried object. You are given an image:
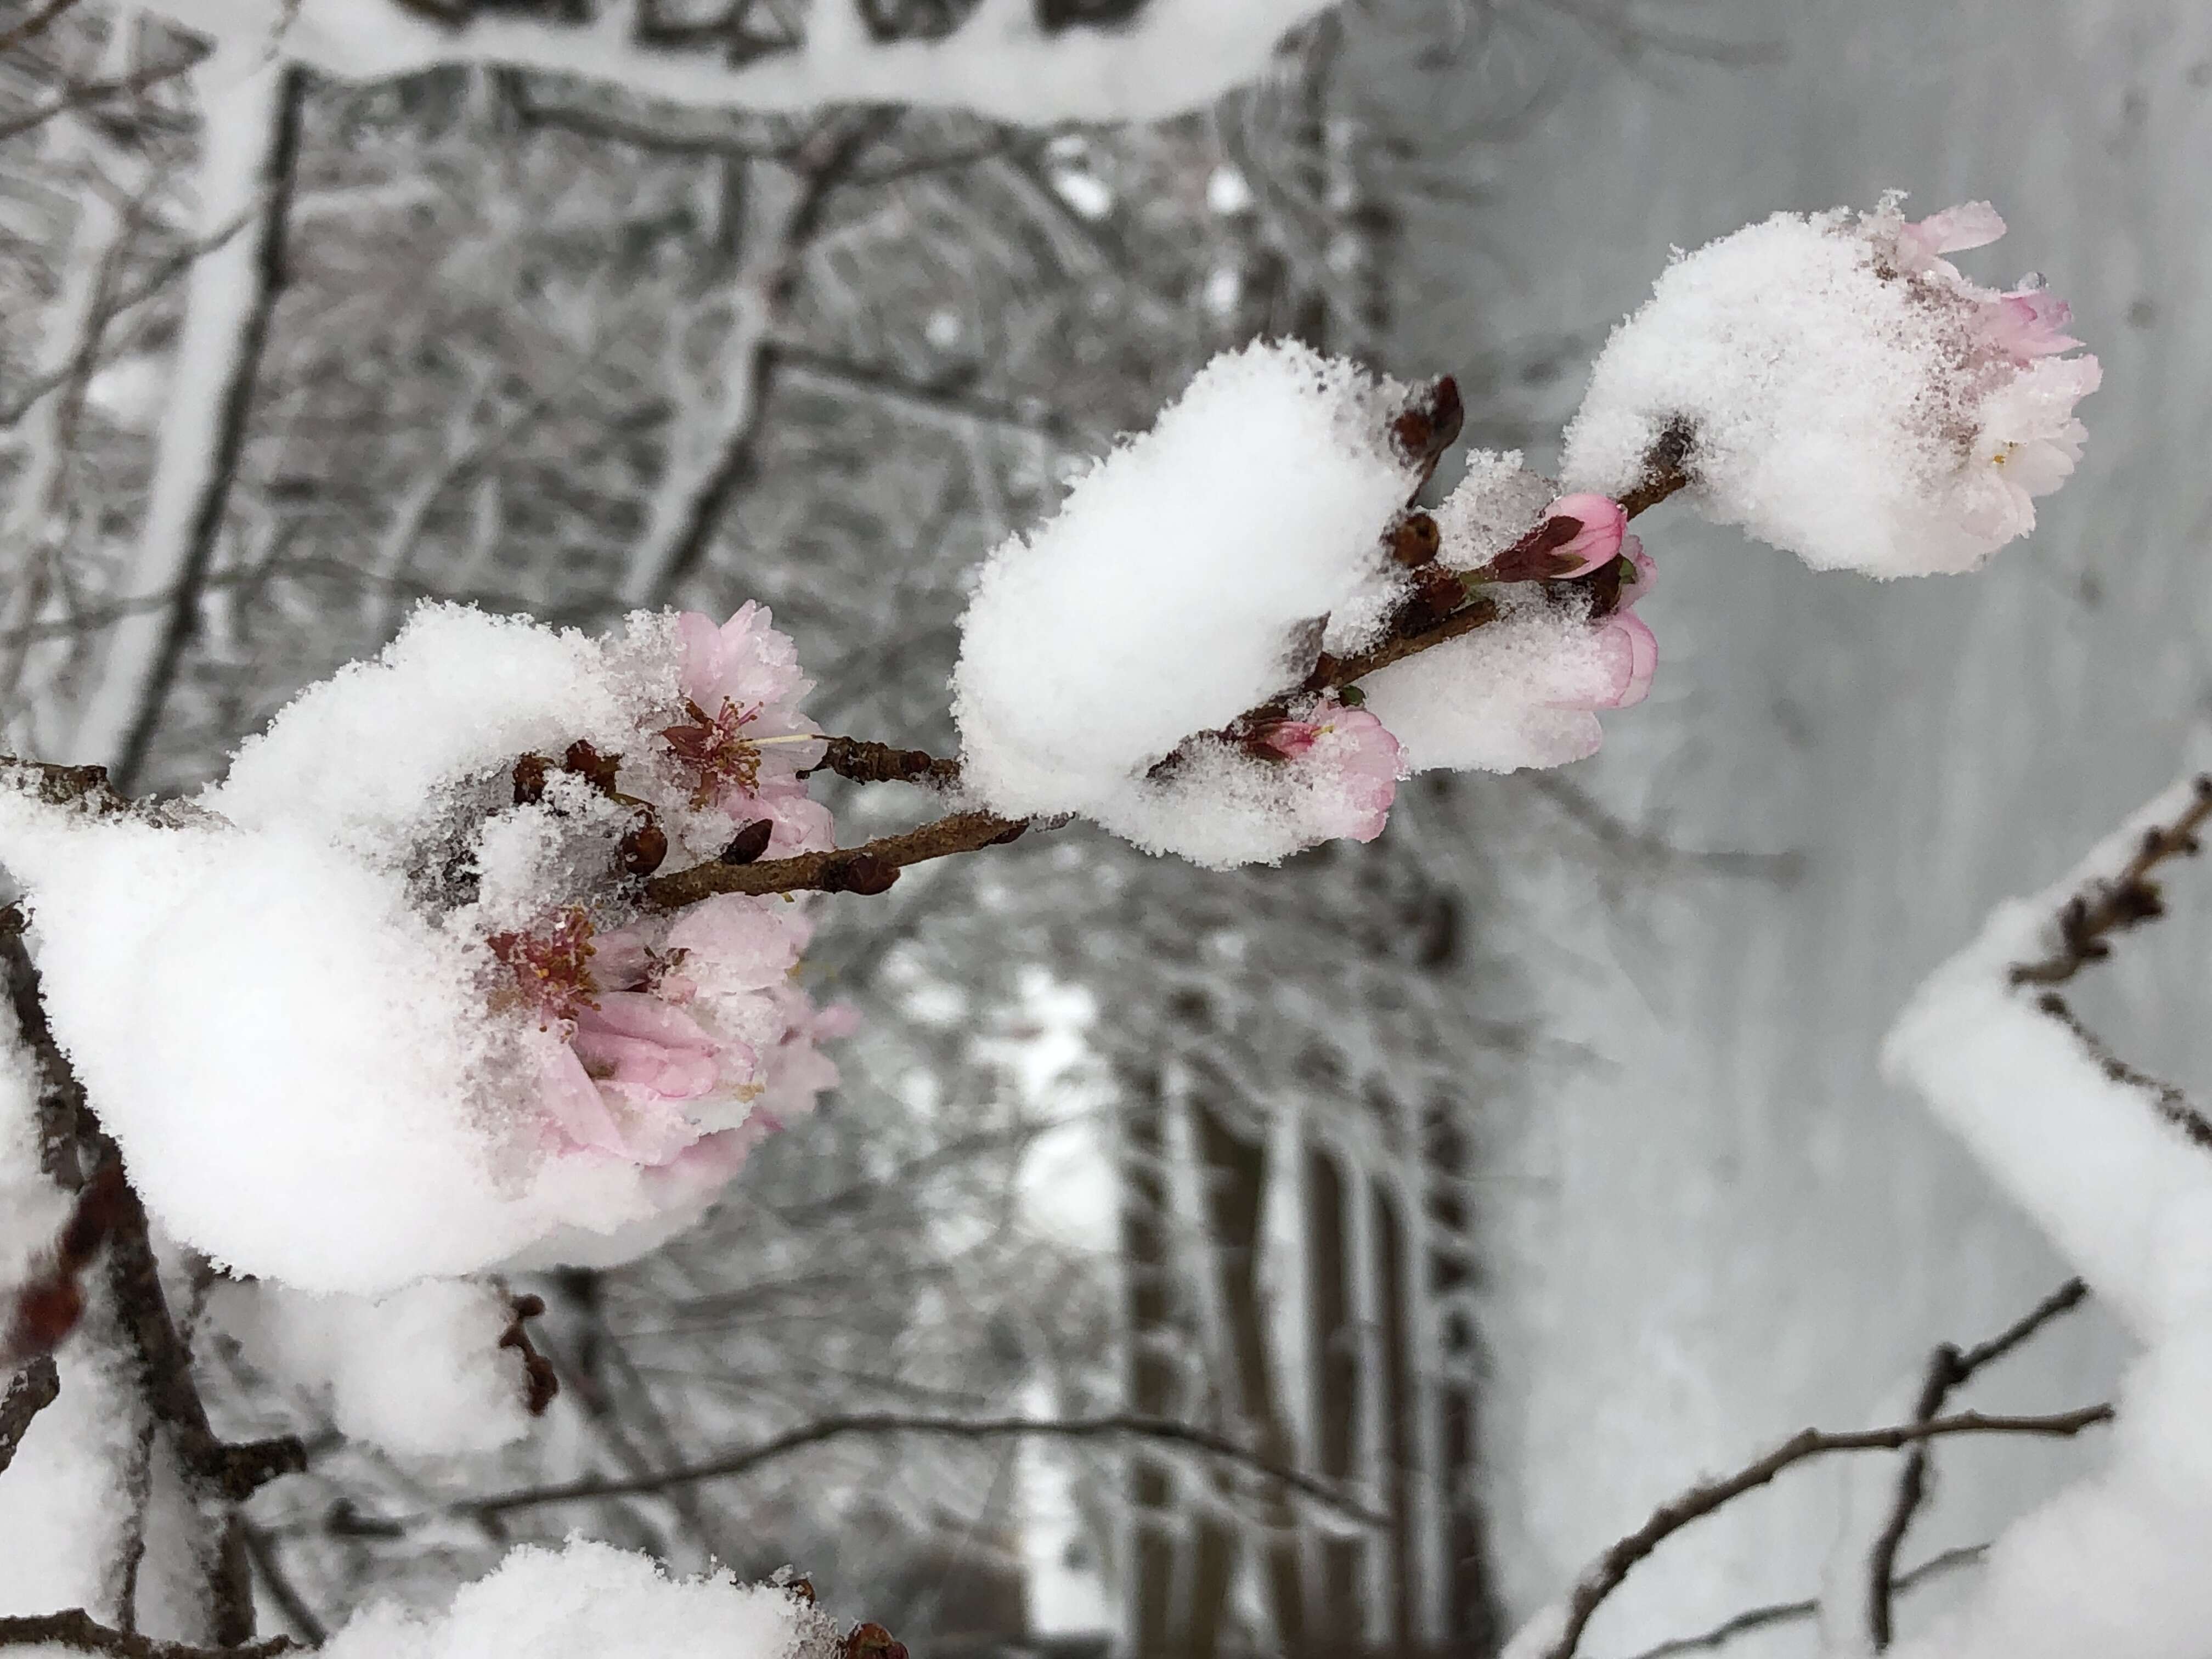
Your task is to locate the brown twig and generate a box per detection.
[1535,1404,2112,1659]
[1615,1544,1988,1659]
[1864,1277,2089,1647]
[2010,774,2212,986]
[804,736,963,789]
[359,1410,1387,1532]
[645,809,1029,907]
[0,1610,295,1658]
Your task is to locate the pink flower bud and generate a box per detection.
[1541,492,1628,578]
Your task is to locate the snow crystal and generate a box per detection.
[953,340,1415,825]
[211,1278,532,1456]
[1359,592,1641,776]
[1431,451,1558,571]
[1560,199,2098,577]
[321,1539,841,1659]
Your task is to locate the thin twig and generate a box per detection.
[0,1610,295,1658]
[1616,1544,1989,1659]
[367,1412,1387,1531]
[2010,774,2212,985]
[1535,1404,2112,1659]
[1865,1277,2088,1647]
[0,0,84,54]
[645,808,1030,906]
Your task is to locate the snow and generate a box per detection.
[1559,199,2099,578]
[132,0,1332,125]
[0,603,852,1296]
[1882,776,2212,1340]
[0,1323,143,1623]
[210,1278,533,1456]
[320,1539,842,1659]
[1359,594,1621,776]
[953,340,1415,833]
[1871,775,2212,1657]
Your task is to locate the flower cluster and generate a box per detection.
[1560,194,2099,577]
[1360,483,1659,776]
[484,605,853,1194]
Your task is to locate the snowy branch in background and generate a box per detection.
[120,0,1336,124]
[1875,775,2212,1656]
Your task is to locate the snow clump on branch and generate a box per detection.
[321,1538,843,1659]
[0,603,852,1296]
[1561,195,2098,577]
[952,342,1665,864]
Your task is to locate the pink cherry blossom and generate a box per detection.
[675,602,809,713]
[1894,201,2007,275]
[1257,696,1403,844]
[664,605,834,856]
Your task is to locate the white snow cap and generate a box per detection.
[953,340,1418,850]
[1560,196,2098,577]
[323,1539,841,1659]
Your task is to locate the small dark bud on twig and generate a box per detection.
[719,820,775,865]
[618,815,668,877]
[822,853,900,895]
[1386,511,1441,568]
[562,742,622,797]
[498,1294,559,1417]
[512,754,550,806]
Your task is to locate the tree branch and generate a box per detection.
[1614,1544,1988,1659]
[1532,1404,2112,1659]
[363,1410,1388,1531]
[1864,1277,2088,1647]
[2010,774,2212,986]
[0,1610,295,1658]
[645,808,1030,906]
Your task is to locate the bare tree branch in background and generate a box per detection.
[1863,1277,2089,1648]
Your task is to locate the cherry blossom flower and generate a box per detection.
[1255,695,1404,843]
[662,605,833,856]
[1984,286,2083,360]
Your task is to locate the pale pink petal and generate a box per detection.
[1898,201,2006,270]
[538,1045,630,1156]
[664,894,803,992]
[1617,535,1656,611]
[1594,613,1659,709]
[1984,289,2083,360]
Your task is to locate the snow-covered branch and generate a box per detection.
[125,0,1336,123]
